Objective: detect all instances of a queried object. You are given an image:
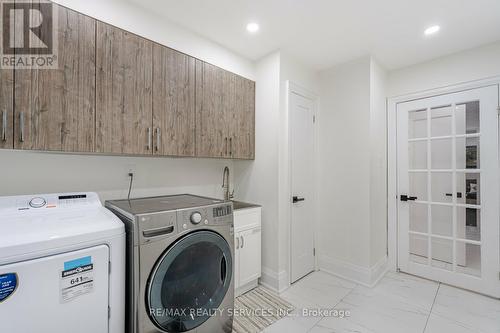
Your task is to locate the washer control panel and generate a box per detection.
[0,193,101,212]
[178,203,233,230]
[213,205,232,218]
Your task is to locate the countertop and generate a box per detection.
[231,200,261,211]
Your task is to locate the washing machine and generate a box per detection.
[105,194,234,333]
[0,192,125,333]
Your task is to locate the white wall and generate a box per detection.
[369,59,388,267]
[234,51,319,292]
[234,52,281,290]
[388,41,500,97]
[317,56,388,286]
[318,57,372,270]
[0,150,232,201]
[53,0,255,80]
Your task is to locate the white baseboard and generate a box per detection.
[370,255,389,286]
[318,254,388,287]
[259,267,289,293]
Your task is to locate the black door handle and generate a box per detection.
[292,196,305,203]
[445,192,462,198]
[400,195,417,202]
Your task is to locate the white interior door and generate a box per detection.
[397,85,500,297]
[290,91,315,283]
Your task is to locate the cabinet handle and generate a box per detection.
[19,112,24,142]
[241,235,244,248]
[147,128,151,150]
[236,236,239,249]
[1,111,6,142]
[229,137,233,156]
[155,128,161,152]
[225,137,228,156]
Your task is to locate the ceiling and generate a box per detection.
[126,0,500,71]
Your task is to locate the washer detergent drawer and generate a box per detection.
[0,246,110,333]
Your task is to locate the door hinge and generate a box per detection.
[313,248,316,256]
[313,115,316,123]
[108,261,111,274]
[497,106,500,115]
[108,306,111,319]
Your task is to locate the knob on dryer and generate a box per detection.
[29,197,46,208]
[190,212,202,224]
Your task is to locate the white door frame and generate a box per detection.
[388,76,500,276]
[286,81,319,287]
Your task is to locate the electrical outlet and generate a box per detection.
[126,164,136,177]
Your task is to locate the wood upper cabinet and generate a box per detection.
[0,68,13,149]
[195,60,232,158]
[14,5,96,152]
[152,46,196,156]
[195,61,255,159]
[229,76,255,159]
[5,4,255,158]
[96,22,153,155]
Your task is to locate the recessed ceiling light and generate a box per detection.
[424,25,440,36]
[246,22,260,33]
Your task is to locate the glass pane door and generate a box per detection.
[397,85,499,298]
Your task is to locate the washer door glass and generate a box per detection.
[147,230,233,332]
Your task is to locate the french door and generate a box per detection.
[397,85,500,297]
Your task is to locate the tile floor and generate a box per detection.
[263,271,500,333]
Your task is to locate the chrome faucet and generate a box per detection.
[222,166,234,201]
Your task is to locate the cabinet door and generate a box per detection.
[0,68,13,149]
[195,60,232,158]
[14,4,95,152]
[152,46,195,156]
[96,23,153,155]
[238,228,262,286]
[229,76,255,159]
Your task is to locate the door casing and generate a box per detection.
[286,81,319,287]
[388,77,500,292]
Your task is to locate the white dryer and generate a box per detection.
[0,192,125,333]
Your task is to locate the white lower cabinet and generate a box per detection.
[233,207,261,296]
[237,227,261,286]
